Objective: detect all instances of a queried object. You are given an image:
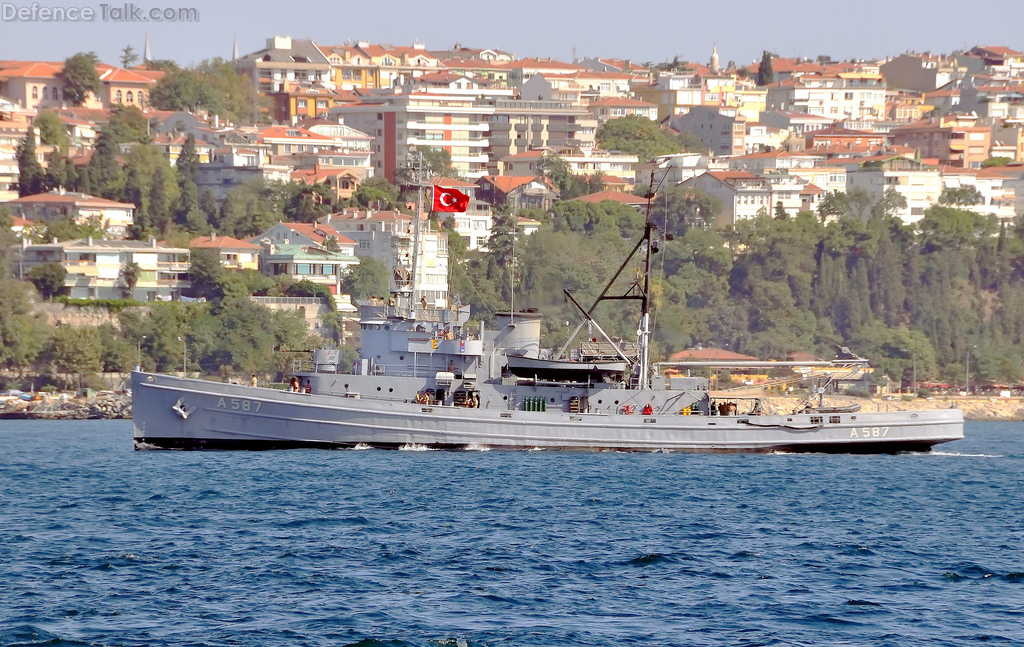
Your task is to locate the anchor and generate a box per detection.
[171,397,196,420]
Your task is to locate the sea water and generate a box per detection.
[0,420,1022,646]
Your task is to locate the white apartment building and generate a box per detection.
[843,157,942,223]
[766,74,887,121]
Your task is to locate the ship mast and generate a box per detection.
[407,148,423,318]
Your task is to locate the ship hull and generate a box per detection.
[132,372,965,453]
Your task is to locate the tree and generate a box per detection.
[120,45,139,68]
[756,51,775,86]
[352,176,400,210]
[15,127,45,197]
[104,105,150,143]
[187,248,226,300]
[148,58,262,123]
[59,52,102,107]
[773,200,788,220]
[283,183,333,223]
[981,156,1011,168]
[176,134,200,184]
[596,115,682,163]
[27,262,67,300]
[816,190,850,223]
[0,279,50,375]
[537,154,588,199]
[118,261,141,298]
[939,186,983,207]
[49,326,102,387]
[34,110,69,152]
[872,187,908,219]
[87,131,125,200]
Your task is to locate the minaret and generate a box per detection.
[232,33,240,61]
[143,32,152,62]
[710,43,720,73]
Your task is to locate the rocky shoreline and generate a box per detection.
[0,392,132,420]
[1,391,1022,422]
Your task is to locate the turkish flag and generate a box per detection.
[432,185,469,212]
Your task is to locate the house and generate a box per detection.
[665,106,746,157]
[475,175,559,211]
[842,156,942,223]
[196,146,292,202]
[678,170,772,227]
[233,36,332,94]
[258,244,358,297]
[3,189,135,238]
[251,222,353,251]
[188,234,261,270]
[634,152,716,190]
[571,189,649,211]
[588,97,658,125]
[15,236,189,300]
[765,74,887,121]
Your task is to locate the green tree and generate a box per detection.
[872,187,908,219]
[187,248,226,300]
[981,156,1011,168]
[176,134,200,184]
[756,51,775,86]
[59,52,102,106]
[87,131,125,199]
[352,176,401,210]
[104,105,150,144]
[344,256,390,300]
[16,127,45,197]
[939,186,983,207]
[34,110,69,151]
[0,279,50,375]
[284,183,333,223]
[537,154,588,199]
[118,261,141,298]
[817,190,850,223]
[596,115,682,163]
[148,58,262,123]
[120,44,139,68]
[27,262,67,300]
[49,326,102,387]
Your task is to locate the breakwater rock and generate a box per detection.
[766,396,1024,422]
[0,393,132,420]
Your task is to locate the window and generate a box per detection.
[116,90,122,103]
[52,87,59,100]
[297,99,307,109]
[32,86,38,99]
[126,91,133,103]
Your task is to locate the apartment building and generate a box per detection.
[486,99,597,167]
[766,74,887,121]
[188,234,261,270]
[843,156,942,223]
[234,36,332,94]
[3,190,135,238]
[889,114,992,168]
[332,91,493,181]
[15,237,190,300]
[665,106,746,157]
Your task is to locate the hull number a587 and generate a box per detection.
[217,398,262,412]
[851,426,888,438]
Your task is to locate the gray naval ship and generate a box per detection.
[132,219,964,452]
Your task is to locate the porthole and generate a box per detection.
[614,400,619,405]
[384,324,390,331]
[399,355,404,361]
[377,387,382,391]
[503,395,508,400]
[850,415,857,420]
[344,384,349,389]
[388,388,393,392]
[597,399,602,404]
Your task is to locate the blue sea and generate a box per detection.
[0,421,1022,647]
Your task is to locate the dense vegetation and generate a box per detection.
[456,196,1024,390]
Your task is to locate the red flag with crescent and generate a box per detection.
[432,186,469,212]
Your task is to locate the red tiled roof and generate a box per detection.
[572,190,647,205]
[189,235,260,250]
[279,222,355,246]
